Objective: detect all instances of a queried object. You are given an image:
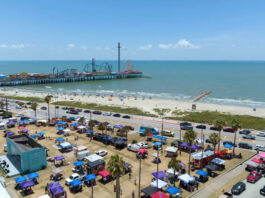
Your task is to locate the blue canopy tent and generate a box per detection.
[56,137,65,142]
[29,134,37,139]
[69,117,76,121]
[86,130,93,134]
[71,123,79,127]
[166,186,180,195]
[153,142,162,147]
[70,179,82,187]
[73,161,84,167]
[27,172,39,180]
[195,170,208,177]
[38,132,45,136]
[224,144,233,149]
[14,176,27,183]
[85,174,97,181]
[57,127,64,131]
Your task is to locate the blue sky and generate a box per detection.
[0,0,265,60]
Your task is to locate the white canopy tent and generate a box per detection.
[166,168,179,175]
[165,146,178,153]
[84,154,103,162]
[178,174,195,183]
[150,179,168,189]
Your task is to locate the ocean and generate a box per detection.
[1,60,265,108]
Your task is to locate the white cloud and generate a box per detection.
[67,43,75,49]
[139,44,152,51]
[158,39,200,49]
[10,44,25,49]
[0,44,7,48]
[81,45,88,51]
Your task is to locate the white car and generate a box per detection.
[95,150,108,157]
[256,131,265,137]
[16,106,22,109]
[65,173,83,185]
[127,144,140,152]
[15,114,24,118]
[255,145,265,152]
[137,142,149,149]
[103,112,112,116]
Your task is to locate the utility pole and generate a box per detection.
[117,42,121,73]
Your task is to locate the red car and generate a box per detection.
[246,171,262,183]
[223,127,234,132]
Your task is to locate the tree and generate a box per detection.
[214,120,225,151]
[30,103,38,119]
[107,154,125,198]
[78,117,85,125]
[98,123,106,134]
[44,95,53,121]
[89,120,95,130]
[209,133,220,157]
[143,128,152,136]
[183,130,197,174]
[121,126,130,139]
[231,119,241,154]
[153,108,171,135]
[167,157,182,186]
[0,101,4,110]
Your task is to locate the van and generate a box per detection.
[76,150,90,161]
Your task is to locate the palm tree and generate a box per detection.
[30,103,38,119]
[168,157,182,186]
[0,101,4,111]
[121,126,130,139]
[98,123,106,134]
[44,95,53,121]
[183,130,197,174]
[78,117,85,125]
[231,119,241,154]
[214,120,225,151]
[144,128,152,136]
[209,133,220,157]
[89,120,95,130]
[153,108,171,135]
[107,154,125,198]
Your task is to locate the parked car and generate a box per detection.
[122,115,131,119]
[205,138,212,144]
[66,109,79,114]
[103,112,112,116]
[92,110,102,115]
[2,114,12,119]
[260,186,265,196]
[16,106,22,109]
[238,142,252,150]
[76,108,82,112]
[137,142,149,149]
[41,106,47,110]
[55,106,60,109]
[257,131,265,137]
[62,107,68,110]
[95,150,108,157]
[181,126,193,130]
[239,129,251,135]
[223,127,234,132]
[127,144,140,152]
[15,113,25,118]
[180,122,192,126]
[242,134,255,140]
[246,171,262,183]
[162,130,174,137]
[113,113,121,117]
[255,145,265,152]
[231,181,246,195]
[209,126,218,131]
[125,125,134,130]
[223,141,237,147]
[196,124,206,129]
[84,110,91,113]
[65,173,84,185]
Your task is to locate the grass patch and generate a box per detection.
[53,101,158,117]
[0,94,44,103]
[167,110,265,130]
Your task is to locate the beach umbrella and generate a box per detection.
[258,153,265,158]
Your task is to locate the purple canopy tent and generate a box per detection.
[54,156,64,161]
[7,121,15,125]
[20,129,29,133]
[7,131,15,136]
[179,162,186,169]
[48,182,65,196]
[20,180,35,189]
[152,171,167,179]
[180,142,189,147]
[191,145,200,150]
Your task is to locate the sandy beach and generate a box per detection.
[1,89,265,118]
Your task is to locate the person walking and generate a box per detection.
[132,190,135,198]
[134,177,137,185]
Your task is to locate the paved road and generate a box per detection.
[233,177,265,198]
[189,154,257,198]
[4,100,265,148]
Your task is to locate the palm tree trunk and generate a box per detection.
[138,158,141,198]
[35,110,37,120]
[218,130,221,151]
[233,130,237,154]
[47,103,50,121]
[173,169,176,187]
[116,176,120,198]
[214,145,216,158]
[188,147,191,175]
[91,179,94,198]
[180,129,182,140]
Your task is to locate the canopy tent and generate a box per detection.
[258,153,265,158]
[152,171,167,179]
[14,176,27,183]
[205,164,219,171]
[137,149,147,154]
[165,146,178,153]
[37,120,47,123]
[27,172,39,180]
[195,170,208,177]
[191,145,200,150]
[150,191,170,198]
[152,153,161,158]
[20,180,35,189]
[153,142,162,147]
[211,158,226,165]
[141,185,159,196]
[192,150,214,160]
[69,117,76,121]
[166,186,181,195]
[58,142,72,149]
[56,138,65,142]
[63,129,70,133]
[139,128,146,133]
[180,142,189,147]
[29,134,37,139]
[114,125,123,129]
[20,129,29,133]
[166,168,179,175]
[224,144,233,149]
[54,155,64,161]
[38,132,45,136]
[48,182,65,195]
[77,125,86,129]
[150,179,168,189]
[179,162,186,169]
[18,126,25,129]
[178,174,195,183]
[251,158,263,164]
[85,174,97,181]
[73,161,84,167]
[98,169,111,178]
[153,135,168,141]
[215,150,223,155]
[71,123,79,127]
[7,121,15,125]
[86,130,93,134]
[84,154,103,162]
[7,131,15,136]
[70,179,82,187]
[245,161,259,168]
[38,195,50,198]
[57,127,64,131]
[51,168,64,176]
[74,145,87,152]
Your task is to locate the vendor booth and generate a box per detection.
[178,174,196,192]
[150,179,168,189]
[69,179,82,193]
[50,168,64,181]
[14,176,27,190]
[98,169,111,184]
[165,146,178,157]
[54,155,65,167]
[47,182,67,198]
[58,142,73,152]
[141,185,159,198]
[191,150,214,168]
